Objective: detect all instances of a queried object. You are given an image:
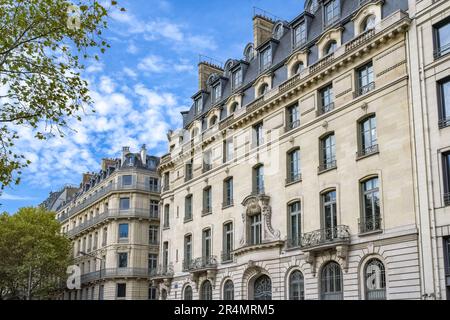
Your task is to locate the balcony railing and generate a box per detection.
[359,216,382,234]
[286,119,300,131]
[346,28,375,52]
[444,193,450,206]
[222,199,234,209]
[201,207,212,216]
[286,237,302,249]
[309,53,335,74]
[183,256,218,272]
[81,268,156,284]
[67,208,159,238]
[354,82,375,98]
[434,43,450,60]
[318,160,337,173]
[184,213,193,222]
[149,263,174,278]
[357,144,379,158]
[317,102,335,116]
[202,164,212,173]
[58,182,160,222]
[184,172,193,182]
[221,251,234,263]
[300,225,350,250]
[252,186,265,196]
[439,116,450,129]
[286,173,302,184]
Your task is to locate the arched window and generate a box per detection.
[307,0,319,13]
[254,275,272,300]
[320,261,343,300]
[230,102,238,114]
[259,83,269,97]
[245,44,254,62]
[200,280,212,300]
[293,62,304,75]
[210,115,217,127]
[362,15,376,32]
[223,280,234,300]
[325,41,337,55]
[274,23,284,40]
[364,258,386,300]
[183,285,193,300]
[289,270,305,300]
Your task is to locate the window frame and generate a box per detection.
[250,214,262,245]
[438,77,450,128]
[288,201,302,247]
[223,222,234,262]
[260,46,272,71]
[360,177,381,233]
[116,283,126,299]
[287,148,301,184]
[324,0,340,27]
[434,17,450,59]
[202,228,212,258]
[223,280,235,300]
[289,270,305,300]
[294,22,307,48]
[118,223,129,239]
[319,84,334,114]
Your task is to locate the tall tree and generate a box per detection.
[0,207,71,300]
[0,0,123,190]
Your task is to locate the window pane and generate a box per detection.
[120,198,130,210]
[119,223,129,238]
[441,80,450,119]
[117,283,126,298]
[118,253,128,268]
[122,175,132,185]
[438,22,450,54]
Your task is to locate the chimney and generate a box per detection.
[101,158,116,171]
[140,144,147,165]
[253,15,275,48]
[82,173,93,185]
[198,62,223,91]
[122,146,130,164]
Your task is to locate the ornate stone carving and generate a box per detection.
[261,204,281,240]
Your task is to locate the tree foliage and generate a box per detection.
[0,207,71,300]
[0,0,124,189]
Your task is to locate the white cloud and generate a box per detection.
[137,55,165,73]
[123,67,138,78]
[0,193,37,201]
[127,42,139,54]
[85,61,105,73]
[99,76,116,94]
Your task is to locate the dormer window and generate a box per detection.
[274,23,284,40]
[324,0,340,26]
[307,0,319,14]
[195,97,203,114]
[244,44,255,62]
[362,15,376,32]
[261,47,272,71]
[213,84,221,103]
[325,41,337,55]
[294,23,307,48]
[232,68,242,90]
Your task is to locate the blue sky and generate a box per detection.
[0,0,305,214]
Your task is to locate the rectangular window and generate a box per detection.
[102,227,107,247]
[196,97,203,114]
[320,134,336,171]
[223,138,234,163]
[149,177,159,192]
[213,84,222,102]
[99,285,104,300]
[116,283,126,298]
[434,19,450,59]
[287,149,301,183]
[438,78,450,128]
[88,234,92,252]
[119,197,130,210]
[203,150,212,172]
[254,165,264,195]
[319,84,334,114]
[184,234,192,270]
[223,223,233,262]
[185,195,193,221]
[322,190,337,239]
[118,223,129,239]
[148,286,157,300]
[149,225,159,245]
[261,47,272,70]
[163,205,170,228]
[232,68,242,89]
[250,214,262,245]
[150,200,159,219]
[325,0,340,26]
[295,23,307,47]
[443,152,450,206]
[359,115,377,156]
[223,178,234,207]
[289,201,301,247]
[253,122,264,147]
[163,172,170,191]
[185,160,193,181]
[287,104,300,130]
[203,187,212,214]
[202,228,212,258]
[118,252,128,268]
[148,253,158,272]
[357,62,374,96]
[360,177,381,233]
[162,241,169,270]
[444,237,450,299]
[93,232,98,250]
[122,175,132,186]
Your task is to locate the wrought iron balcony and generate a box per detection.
[252,186,265,196]
[184,171,193,182]
[444,193,450,206]
[201,207,212,216]
[221,251,234,264]
[286,173,302,185]
[359,216,382,234]
[222,199,234,209]
[318,160,337,173]
[183,256,218,272]
[439,117,450,129]
[356,144,379,158]
[149,263,174,279]
[286,120,300,131]
[202,163,212,173]
[81,268,156,284]
[300,225,350,251]
[354,82,375,98]
[286,237,302,249]
[184,213,193,222]
[317,102,335,116]
[434,43,450,60]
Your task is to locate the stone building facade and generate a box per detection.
[156,0,424,300]
[55,146,161,300]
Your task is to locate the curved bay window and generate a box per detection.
[289,270,305,300]
[320,261,343,300]
[223,280,234,300]
[364,259,386,300]
[254,275,272,300]
[360,177,381,233]
[184,286,193,300]
[200,280,213,300]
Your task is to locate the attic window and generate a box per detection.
[308,0,319,14]
[274,23,284,40]
[213,84,221,103]
[294,22,307,48]
[232,68,242,90]
[245,45,254,62]
[195,96,203,114]
[261,47,272,71]
[324,0,340,26]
